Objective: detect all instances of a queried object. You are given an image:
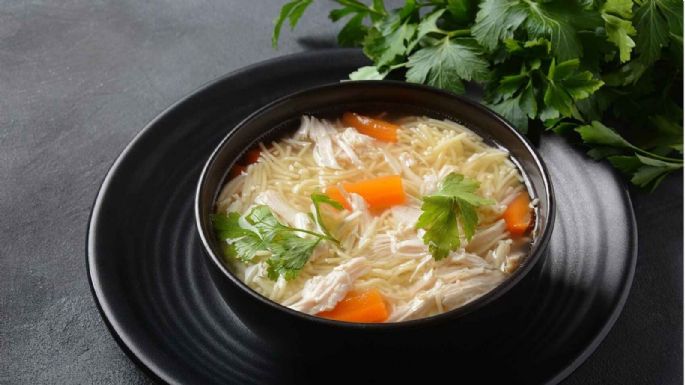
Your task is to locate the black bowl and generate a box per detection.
[195,81,555,362]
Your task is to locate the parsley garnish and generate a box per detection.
[416,173,495,260]
[212,195,342,280]
[271,0,683,191]
[311,193,344,242]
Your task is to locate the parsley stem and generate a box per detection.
[332,0,386,16]
[283,227,341,245]
[633,148,683,164]
[446,29,471,37]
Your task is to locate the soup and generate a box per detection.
[213,112,534,322]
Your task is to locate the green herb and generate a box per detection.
[576,121,683,191]
[272,0,314,48]
[416,173,495,260]
[311,193,344,242]
[272,0,683,191]
[212,201,340,280]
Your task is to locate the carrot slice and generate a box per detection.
[503,192,532,236]
[326,175,406,212]
[325,186,352,211]
[245,148,261,164]
[317,289,388,323]
[344,175,406,210]
[342,112,399,143]
[229,164,246,179]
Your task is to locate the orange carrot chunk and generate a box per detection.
[325,186,352,211]
[344,175,405,210]
[229,164,246,179]
[317,289,388,323]
[245,148,261,164]
[503,192,532,236]
[326,175,406,212]
[342,112,399,143]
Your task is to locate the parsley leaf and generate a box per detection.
[472,0,528,51]
[367,22,417,68]
[272,0,314,48]
[413,9,446,46]
[542,59,604,119]
[330,0,388,47]
[211,212,266,263]
[416,196,459,260]
[601,0,636,63]
[338,13,369,47]
[609,153,683,191]
[349,65,388,80]
[519,0,586,61]
[576,121,634,149]
[446,0,478,24]
[473,0,588,60]
[213,201,339,281]
[266,235,321,280]
[490,95,530,132]
[489,50,602,130]
[417,173,495,260]
[311,193,344,243]
[406,37,490,93]
[576,121,683,191]
[245,205,285,242]
[634,0,683,67]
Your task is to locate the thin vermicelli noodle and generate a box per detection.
[216,115,532,321]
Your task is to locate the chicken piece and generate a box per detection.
[347,192,368,213]
[340,127,373,147]
[295,116,341,169]
[290,257,369,314]
[502,252,525,274]
[466,219,507,255]
[254,190,311,229]
[440,270,505,309]
[390,205,422,230]
[388,281,444,322]
[330,127,375,167]
[421,173,439,196]
[420,165,460,195]
[379,148,402,174]
[409,268,437,294]
[333,135,363,167]
[388,268,506,322]
[486,239,512,270]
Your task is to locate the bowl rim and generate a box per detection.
[195,80,556,329]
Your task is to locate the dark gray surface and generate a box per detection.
[0,1,681,384]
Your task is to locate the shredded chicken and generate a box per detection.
[390,205,422,229]
[290,257,369,314]
[389,281,444,322]
[466,219,508,255]
[340,127,373,147]
[440,270,504,309]
[389,268,505,321]
[254,190,311,229]
[296,116,342,169]
[486,239,511,270]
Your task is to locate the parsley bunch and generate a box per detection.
[273,0,683,191]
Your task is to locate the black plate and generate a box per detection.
[87,49,637,385]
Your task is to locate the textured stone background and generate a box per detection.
[0,1,681,384]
